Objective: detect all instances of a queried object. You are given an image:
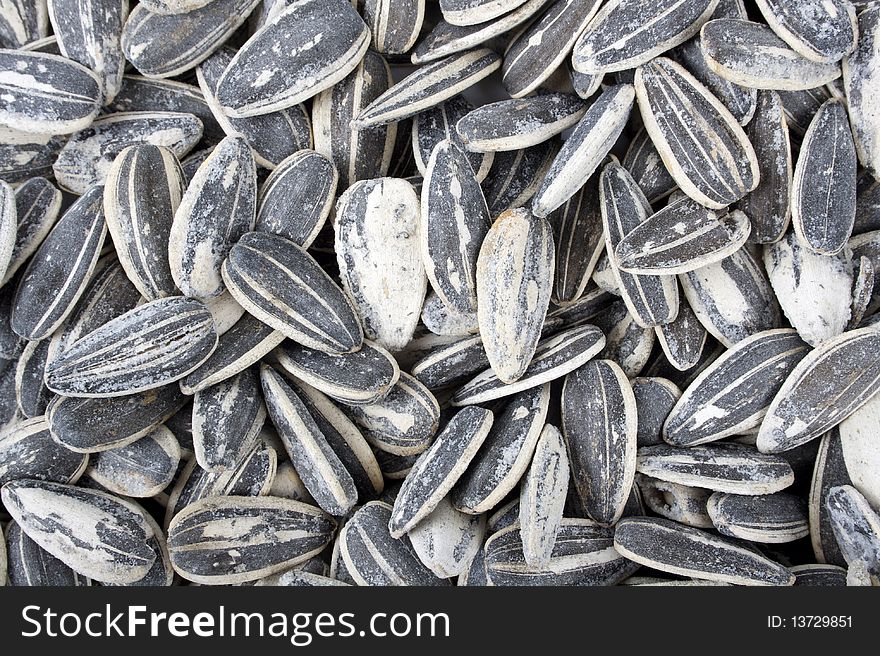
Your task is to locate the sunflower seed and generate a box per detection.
[837,394,880,513]
[655,297,708,372]
[0,415,87,486]
[599,162,679,328]
[413,97,493,183]
[420,292,478,337]
[707,491,809,543]
[485,519,638,586]
[519,424,568,568]
[256,570,350,587]
[482,141,555,216]
[409,334,488,391]
[680,247,782,347]
[15,338,52,417]
[791,563,847,586]
[532,85,635,218]
[453,324,605,406]
[826,484,880,578]
[260,365,358,516]
[754,0,857,64]
[0,49,102,135]
[139,1,217,13]
[0,126,64,184]
[222,231,364,354]
[758,326,880,453]
[103,144,184,300]
[809,429,851,566]
[339,501,448,586]
[614,516,795,585]
[633,377,681,447]
[0,0,49,49]
[572,0,719,75]
[47,384,187,453]
[452,384,549,514]
[53,111,203,194]
[5,520,91,586]
[1,480,158,584]
[849,256,874,329]
[764,230,853,346]
[363,0,423,55]
[167,495,335,585]
[791,99,857,255]
[844,7,880,179]
[701,19,842,91]
[778,86,832,134]
[638,476,714,528]
[11,185,107,341]
[622,128,677,205]
[274,338,399,407]
[407,496,485,578]
[501,0,602,98]
[440,0,528,27]
[121,0,260,79]
[636,57,759,209]
[663,329,809,447]
[342,372,440,456]
[637,443,795,494]
[86,425,180,497]
[353,48,502,129]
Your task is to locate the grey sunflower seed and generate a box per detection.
[216,0,368,118]
[107,510,174,587]
[192,368,265,472]
[562,359,637,525]
[440,0,528,26]
[452,324,605,406]
[15,338,53,417]
[53,111,203,194]
[353,48,502,129]
[764,230,853,346]
[844,7,880,180]
[849,256,874,329]
[1,479,158,584]
[826,484,880,578]
[408,496,485,579]
[103,144,184,300]
[0,0,49,48]
[757,326,880,453]
[413,97,493,183]
[791,99,857,255]
[519,424,568,568]
[47,384,187,453]
[622,129,677,205]
[532,85,635,218]
[572,0,719,75]
[637,443,795,494]
[4,177,60,287]
[260,365,359,516]
[485,520,638,586]
[502,0,603,98]
[754,0,857,64]
[0,415,87,486]
[457,543,488,586]
[167,495,335,585]
[482,141,556,216]
[476,207,553,383]
[0,359,18,430]
[339,501,448,586]
[633,377,681,447]
[635,56,759,209]
[274,338,399,407]
[86,425,180,497]
[255,150,337,249]
[614,516,795,585]
[375,448,420,481]
[599,162,679,328]
[0,49,102,135]
[196,48,312,170]
[410,333,488,391]
[638,476,714,528]
[680,246,782,347]
[363,0,424,55]
[422,139,491,314]
[312,50,396,190]
[5,520,92,586]
[778,85,832,134]
[663,329,809,447]
[342,372,440,456]
[791,563,847,586]
[0,126,64,184]
[655,297,708,372]
[47,0,128,102]
[222,231,364,355]
[121,0,260,79]
[700,19,842,91]
[707,491,809,543]
[11,185,107,341]
[487,498,520,533]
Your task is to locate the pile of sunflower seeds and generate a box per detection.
[0,0,879,588]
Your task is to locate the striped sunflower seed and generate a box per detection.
[5,520,92,586]
[482,141,556,216]
[0,126,64,183]
[167,495,336,585]
[849,256,874,329]
[222,231,364,355]
[635,56,760,209]
[2,177,61,286]
[572,0,719,75]
[562,359,637,526]
[757,326,880,453]
[633,377,681,447]
[0,1,49,49]
[637,443,795,494]
[519,424,569,568]
[413,97,493,182]
[363,0,424,55]
[0,49,102,135]
[1,479,158,584]
[103,144,184,300]
[407,496,485,579]
[700,19,842,91]
[654,296,708,372]
[422,139,491,315]
[826,484,880,580]
[410,333,488,390]
[375,449,420,481]
[85,425,180,497]
[11,185,107,341]
[215,0,368,118]
[15,338,53,417]
[791,98,857,255]
[440,0,528,27]
[843,7,880,180]
[638,476,714,528]
[810,429,852,567]
[622,128,677,205]
[139,1,219,14]
[754,0,857,64]
[0,415,87,486]
[274,338,400,407]
[707,491,810,543]
[614,516,795,585]
[791,563,847,587]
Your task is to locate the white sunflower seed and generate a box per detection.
[826,484,880,579]
[86,425,180,498]
[519,424,568,568]
[837,392,880,510]
[407,496,485,578]
[421,292,478,336]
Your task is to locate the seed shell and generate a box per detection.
[5,520,91,586]
[843,7,880,179]
[754,0,857,64]
[0,127,64,183]
[407,496,485,579]
[707,491,809,543]
[363,0,424,55]
[0,415,87,486]
[410,333,489,391]
[826,484,880,577]
[519,424,568,568]
[622,128,677,204]
[413,97,492,182]
[0,1,49,49]
[638,476,714,528]
[440,0,528,27]
[482,141,555,216]
[791,563,847,587]
[15,338,53,418]
[633,377,681,447]
[654,298,708,372]
[2,178,60,286]
[86,425,180,497]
